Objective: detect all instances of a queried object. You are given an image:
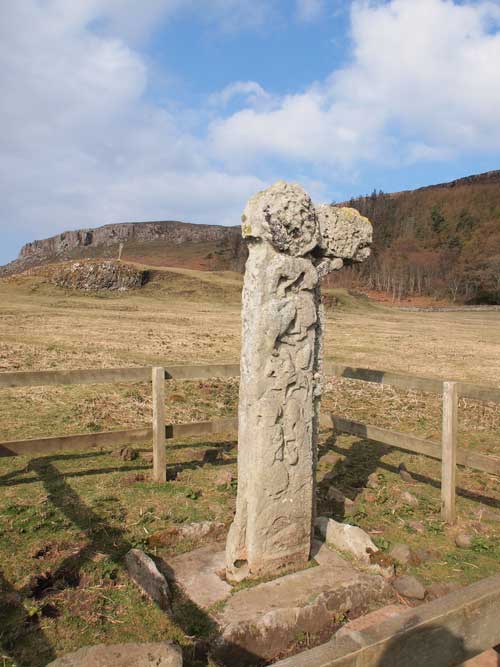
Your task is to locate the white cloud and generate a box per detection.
[0,0,268,258]
[296,0,324,22]
[2,0,500,263]
[210,0,500,167]
[209,81,272,109]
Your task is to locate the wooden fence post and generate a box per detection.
[152,367,166,483]
[441,381,458,523]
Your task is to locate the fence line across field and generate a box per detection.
[0,361,498,521]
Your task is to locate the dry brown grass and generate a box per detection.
[0,266,499,667]
[1,266,499,383]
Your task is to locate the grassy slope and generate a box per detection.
[0,268,499,666]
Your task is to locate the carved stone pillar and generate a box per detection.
[226,181,372,582]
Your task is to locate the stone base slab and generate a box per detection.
[165,540,392,665]
[164,541,231,609]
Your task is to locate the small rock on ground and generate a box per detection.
[343,498,357,516]
[319,451,342,467]
[216,471,234,487]
[401,491,419,506]
[125,549,171,611]
[407,520,424,533]
[455,533,473,549]
[315,516,378,564]
[398,463,414,482]
[393,575,426,600]
[116,446,138,461]
[389,543,412,566]
[412,547,438,564]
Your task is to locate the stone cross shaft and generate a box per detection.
[226,181,372,582]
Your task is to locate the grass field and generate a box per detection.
[0,266,499,666]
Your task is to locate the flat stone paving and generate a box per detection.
[165,541,231,609]
[219,542,379,627]
[166,539,391,663]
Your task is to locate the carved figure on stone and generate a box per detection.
[226,181,372,582]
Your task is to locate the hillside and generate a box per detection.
[338,170,500,304]
[2,169,500,303]
[1,220,245,275]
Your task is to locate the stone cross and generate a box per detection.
[225,181,372,582]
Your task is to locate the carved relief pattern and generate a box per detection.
[225,182,372,582]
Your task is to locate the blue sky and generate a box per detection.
[1,0,500,264]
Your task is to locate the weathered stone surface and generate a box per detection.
[366,472,380,489]
[401,491,419,506]
[316,205,372,262]
[455,532,473,549]
[426,581,460,600]
[52,260,148,291]
[399,469,414,483]
[216,549,389,663]
[389,543,412,566]
[149,522,225,547]
[335,604,406,641]
[165,542,232,609]
[319,450,342,467]
[393,575,426,600]
[3,219,237,276]
[47,642,182,666]
[226,181,372,581]
[125,549,171,611]
[315,517,378,564]
[116,446,138,461]
[408,519,425,533]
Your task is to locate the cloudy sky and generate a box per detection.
[1,0,500,264]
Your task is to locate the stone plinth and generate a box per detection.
[164,540,391,665]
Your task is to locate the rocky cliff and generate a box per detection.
[2,220,243,275]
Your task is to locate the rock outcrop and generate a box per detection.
[1,220,241,275]
[36,260,149,291]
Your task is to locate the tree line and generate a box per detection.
[330,188,500,304]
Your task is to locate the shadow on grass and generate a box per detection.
[0,439,237,488]
[319,434,500,512]
[0,463,151,487]
[0,465,30,485]
[169,456,236,479]
[0,569,57,666]
[1,454,262,666]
